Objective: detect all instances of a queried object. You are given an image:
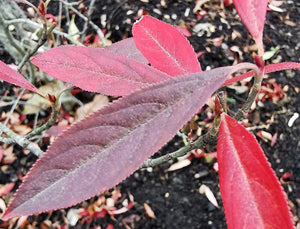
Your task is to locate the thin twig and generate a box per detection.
[234,70,264,121]
[4,18,83,45]
[25,104,59,140]
[1,20,55,130]
[141,118,220,168]
[142,65,264,168]
[0,14,26,58]
[0,123,43,157]
[55,0,63,46]
[17,23,56,73]
[60,0,107,47]
[80,0,96,41]
[64,0,71,25]
[1,89,26,136]
[0,19,58,156]
[0,99,44,108]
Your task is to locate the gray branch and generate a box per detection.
[0,123,43,157]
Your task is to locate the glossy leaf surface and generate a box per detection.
[0,61,42,95]
[105,38,148,64]
[217,114,294,229]
[31,46,170,96]
[3,66,232,219]
[233,0,269,55]
[132,16,201,76]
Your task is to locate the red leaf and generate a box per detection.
[223,62,300,86]
[253,54,264,74]
[217,114,294,229]
[38,1,46,18]
[105,38,148,64]
[106,225,114,229]
[0,61,42,96]
[174,25,191,37]
[0,183,15,197]
[214,96,223,118]
[233,0,269,55]
[281,172,292,180]
[31,46,170,96]
[2,66,233,219]
[132,16,202,76]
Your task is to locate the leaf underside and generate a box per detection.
[132,15,202,76]
[0,61,41,95]
[31,46,170,96]
[217,114,294,229]
[2,66,233,219]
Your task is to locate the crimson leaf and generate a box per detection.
[233,0,269,56]
[217,114,294,229]
[223,62,300,86]
[31,46,170,96]
[0,61,42,96]
[3,65,234,219]
[132,15,202,76]
[105,38,148,64]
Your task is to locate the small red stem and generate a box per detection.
[223,62,300,86]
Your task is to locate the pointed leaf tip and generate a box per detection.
[3,66,235,219]
[132,15,202,76]
[217,114,294,229]
[0,61,43,96]
[233,0,269,55]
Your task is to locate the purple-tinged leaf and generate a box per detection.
[217,114,295,229]
[105,38,148,64]
[31,46,170,96]
[132,16,202,76]
[3,65,237,219]
[0,61,43,96]
[233,0,269,56]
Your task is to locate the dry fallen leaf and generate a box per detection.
[2,146,17,164]
[271,131,278,147]
[231,30,242,40]
[23,80,65,115]
[12,124,32,136]
[75,94,109,120]
[0,183,15,197]
[0,148,3,162]
[167,158,191,171]
[199,184,219,208]
[257,130,273,142]
[144,203,156,219]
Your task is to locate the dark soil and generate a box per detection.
[0,1,299,229]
